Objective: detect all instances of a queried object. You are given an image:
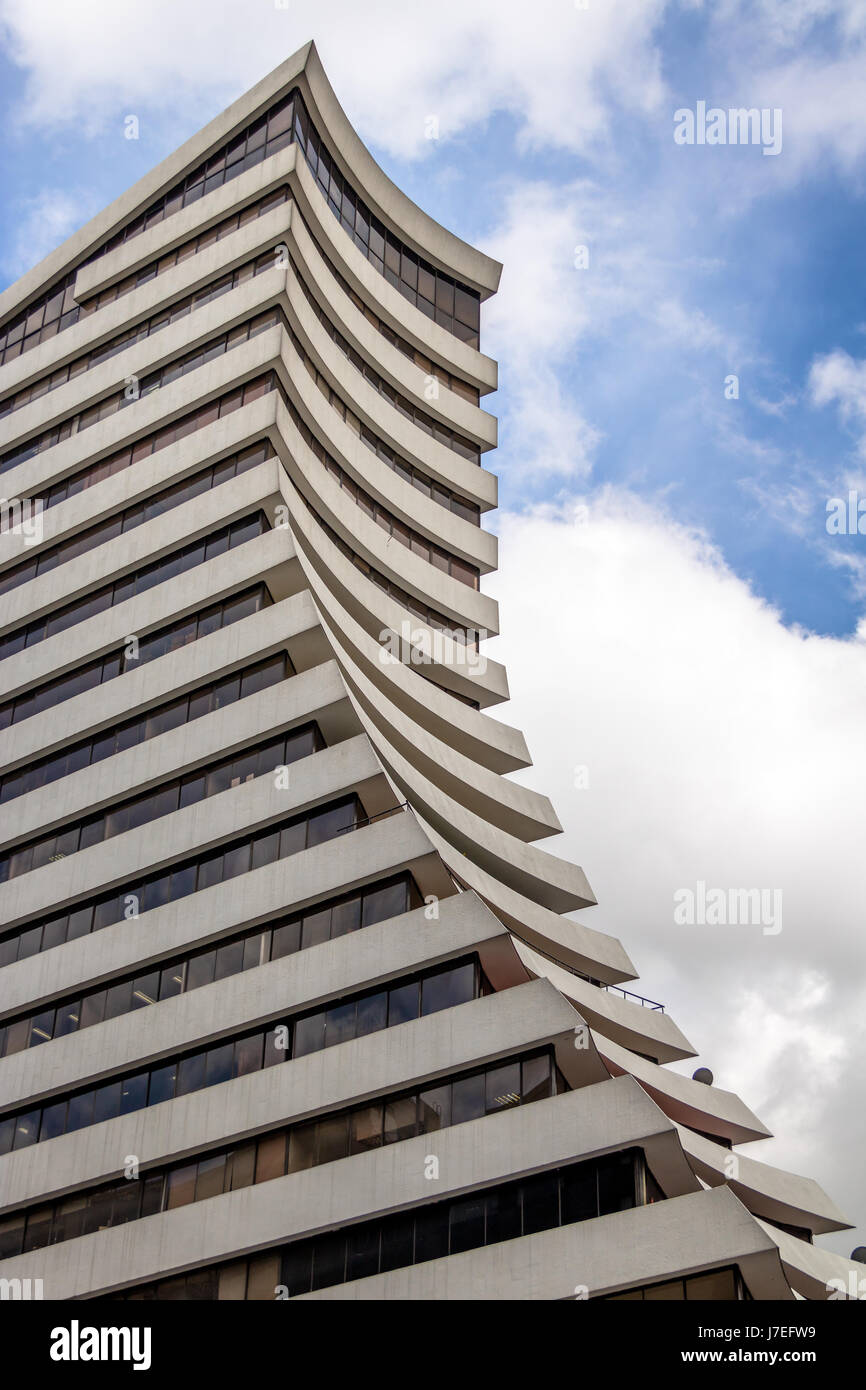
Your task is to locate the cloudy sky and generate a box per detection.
[0,0,863,1254]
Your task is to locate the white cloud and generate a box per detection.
[757,52,866,177]
[809,349,866,479]
[489,490,866,1249]
[653,298,734,354]
[482,181,602,481]
[696,1,866,182]
[810,349,866,422]
[0,0,669,155]
[1,188,95,278]
[481,172,746,487]
[755,390,799,417]
[713,0,859,47]
[825,548,866,600]
[2,0,865,194]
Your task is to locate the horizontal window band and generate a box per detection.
[0,581,272,733]
[0,1045,556,1260]
[0,873,421,1057]
[289,250,480,462]
[313,513,481,648]
[0,440,274,596]
[31,373,277,511]
[0,117,298,366]
[0,247,283,423]
[277,367,481,587]
[0,269,479,479]
[293,204,479,405]
[601,1266,747,1302]
[0,954,487,1150]
[0,511,269,662]
[108,1148,649,1301]
[0,188,480,421]
[0,650,290,805]
[290,90,480,348]
[0,716,322,886]
[0,792,398,965]
[14,310,479,529]
[0,309,280,475]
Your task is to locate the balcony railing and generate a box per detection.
[337,802,410,835]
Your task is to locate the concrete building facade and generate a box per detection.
[0,41,854,1301]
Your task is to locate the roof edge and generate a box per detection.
[299,42,502,298]
[0,39,501,326]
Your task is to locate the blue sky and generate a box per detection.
[1,0,864,1249]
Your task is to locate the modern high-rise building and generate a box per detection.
[0,41,855,1303]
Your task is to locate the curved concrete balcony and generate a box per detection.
[513,937,696,1065]
[278,431,496,634]
[0,456,283,639]
[296,44,500,297]
[755,1220,863,1301]
[4,274,494,578]
[70,139,498,403]
[68,151,299,310]
[275,332,496,546]
[344,712,595,915]
[304,576,530,775]
[7,219,490,511]
[285,482,509,707]
[0,387,281,576]
[283,234,496,452]
[417,815,635,985]
[0,166,294,396]
[0,886,516,1114]
[677,1124,851,1237]
[289,205,491,431]
[0,660,349,854]
[0,264,288,460]
[598,1031,772,1145]
[0,200,293,423]
[287,151,498,394]
[275,297,496,509]
[321,623,562,845]
[0,318,285,502]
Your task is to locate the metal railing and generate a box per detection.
[597,981,665,1012]
[337,802,410,835]
[526,939,666,1013]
